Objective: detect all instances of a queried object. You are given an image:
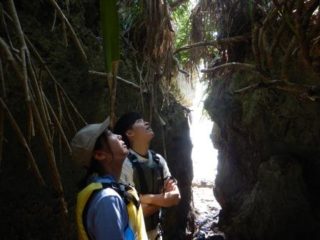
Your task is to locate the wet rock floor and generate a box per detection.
[192,182,225,240]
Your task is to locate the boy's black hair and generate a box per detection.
[113,112,142,147]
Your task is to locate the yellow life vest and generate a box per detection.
[76,182,148,240]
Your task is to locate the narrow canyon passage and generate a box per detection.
[189,80,223,239]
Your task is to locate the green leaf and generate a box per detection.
[100,0,120,73]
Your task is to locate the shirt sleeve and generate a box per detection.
[90,190,128,240]
[156,153,171,179]
[120,157,135,187]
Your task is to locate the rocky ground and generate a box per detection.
[192,182,225,240]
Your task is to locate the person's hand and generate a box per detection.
[163,177,177,192]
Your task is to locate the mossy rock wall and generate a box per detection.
[205,71,320,240]
[153,98,193,240]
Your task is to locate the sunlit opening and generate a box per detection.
[190,76,218,186]
[189,65,221,236]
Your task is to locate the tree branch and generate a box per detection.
[169,0,188,11]
[89,70,142,91]
[174,35,250,55]
[201,62,264,76]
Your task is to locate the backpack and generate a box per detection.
[76,181,147,240]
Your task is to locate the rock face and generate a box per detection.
[205,74,320,239]
[157,101,193,240]
[201,1,320,239]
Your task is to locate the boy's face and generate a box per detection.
[126,118,154,144]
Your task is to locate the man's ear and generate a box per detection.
[93,150,108,161]
[126,129,134,138]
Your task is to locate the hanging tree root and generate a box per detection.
[233,79,320,102]
[47,0,87,62]
[200,59,320,102]
[25,36,87,126]
[196,0,320,103]
[1,27,69,232]
[7,0,35,140]
[0,98,45,185]
[0,107,4,168]
[1,1,91,234]
[0,58,6,166]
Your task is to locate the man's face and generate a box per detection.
[127,118,154,144]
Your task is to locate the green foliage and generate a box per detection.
[100,0,120,73]
[172,3,191,64]
[119,0,142,35]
